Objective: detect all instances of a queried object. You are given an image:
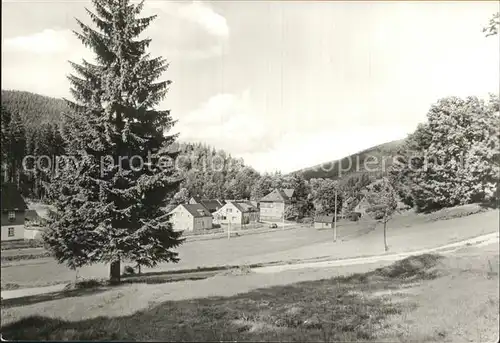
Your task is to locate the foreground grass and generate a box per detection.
[1,254,443,341]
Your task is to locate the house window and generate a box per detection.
[227,208,232,213]
[8,227,14,237]
[8,211,15,221]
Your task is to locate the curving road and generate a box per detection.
[2,231,498,301]
[252,231,499,274]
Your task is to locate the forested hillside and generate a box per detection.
[295,139,405,181]
[1,91,66,197]
[0,89,370,219]
[1,90,67,125]
[169,142,261,200]
[1,90,67,159]
[3,89,496,216]
[0,90,262,200]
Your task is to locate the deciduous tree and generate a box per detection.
[310,178,342,216]
[392,96,499,212]
[483,12,499,37]
[365,177,398,252]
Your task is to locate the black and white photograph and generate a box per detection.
[1,0,499,341]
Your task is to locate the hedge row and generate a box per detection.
[1,251,51,262]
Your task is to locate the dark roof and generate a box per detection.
[231,201,258,213]
[355,197,370,209]
[242,201,259,212]
[260,189,293,203]
[314,215,335,223]
[190,196,201,203]
[181,204,212,218]
[25,209,40,221]
[199,199,225,212]
[1,183,28,211]
[365,204,391,213]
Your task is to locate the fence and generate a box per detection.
[24,228,44,240]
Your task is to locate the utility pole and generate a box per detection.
[228,221,231,240]
[282,208,285,230]
[333,189,338,242]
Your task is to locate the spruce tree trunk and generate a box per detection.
[9,162,15,183]
[109,259,121,284]
[16,165,21,188]
[2,163,7,183]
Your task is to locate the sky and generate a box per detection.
[2,1,499,173]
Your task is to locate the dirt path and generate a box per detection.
[253,231,499,274]
[2,231,498,301]
[1,284,66,300]
[2,210,496,293]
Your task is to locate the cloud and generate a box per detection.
[4,1,229,60]
[173,86,419,173]
[3,29,73,54]
[240,125,411,174]
[177,1,229,38]
[141,1,229,59]
[2,27,101,62]
[1,27,96,97]
[174,91,273,155]
[2,1,230,99]
[143,1,229,38]
[138,1,229,60]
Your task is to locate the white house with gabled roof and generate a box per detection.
[168,204,212,232]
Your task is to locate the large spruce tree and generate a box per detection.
[44,0,183,283]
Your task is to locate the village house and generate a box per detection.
[168,204,213,232]
[314,215,335,229]
[1,183,28,241]
[354,197,370,216]
[188,197,225,214]
[25,209,40,222]
[23,207,51,240]
[213,201,260,227]
[259,188,296,222]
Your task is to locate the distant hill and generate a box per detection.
[1,90,68,129]
[1,89,259,200]
[294,139,406,181]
